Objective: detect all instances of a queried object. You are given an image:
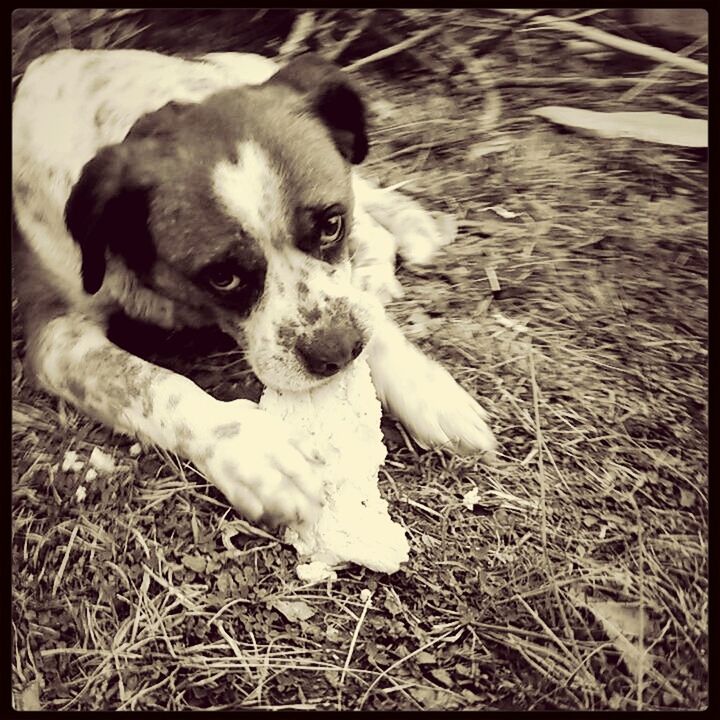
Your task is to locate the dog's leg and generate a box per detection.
[349,202,405,304]
[23,312,324,523]
[352,173,456,270]
[366,313,496,457]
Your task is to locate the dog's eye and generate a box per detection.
[207,267,243,292]
[319,213,345,246]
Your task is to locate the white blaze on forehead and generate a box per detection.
[212,140,286,247]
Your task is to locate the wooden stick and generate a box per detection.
[277,10,316,59]
[343,24,441,72]
[326,10,375,61]
[527,15,707,75]
[657,94,707,118]
[620,34,708,102]
[497,75,678,89]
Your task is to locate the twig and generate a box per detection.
[277,10,316,60]
[528,349,594,689]
[657,94,707,118]
[628,496,647,711]
[343,25,441,73]
[337,590,373,709]
[326,10,376,61]
[357,626,464,709]
[51,523,79,597]
[496,76,679,89]
[620,34,708,102]
[526,15,708,75]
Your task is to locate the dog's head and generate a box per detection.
[65,54,380,391]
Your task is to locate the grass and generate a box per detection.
[11,8,708,711]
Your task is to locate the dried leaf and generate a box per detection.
[383,592,403,616]
[181,554,207,574]
[531,106,707,147]
[467,138,511,160]
[483,205,521,220]
[588,601,646,639]
[415,650,437,665]
[268,598,316,623]
[429,667,454,687]
[679,489,696,508]
[569,589,652,678]
[15,678,42,711]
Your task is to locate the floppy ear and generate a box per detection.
[268,53,368,164]
[65,142,157,295]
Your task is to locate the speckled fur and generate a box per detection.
[12,48,496,523]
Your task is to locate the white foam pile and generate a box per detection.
[259,356,409,581]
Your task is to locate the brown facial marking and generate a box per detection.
[300,305,322,324]
[277,322,299,351]
[214,422,243,439]
[167,394,181,410]
[297,281,309,299]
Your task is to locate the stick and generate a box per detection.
[277,10,316,59]
[326,10,375,61]
[657,94,707,118]
[527,15,707,75]
[343,25,441,72]
[337,590,373,709]
[620,34,708,102]
[496,75,678,89]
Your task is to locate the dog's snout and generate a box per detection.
[296,325,365,377]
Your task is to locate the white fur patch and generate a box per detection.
[212,141,286,248]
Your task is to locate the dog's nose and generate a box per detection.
[296,326,365,377]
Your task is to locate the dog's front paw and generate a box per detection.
[380,353,496,458]
[352,262,404,304]
[191,400,325,524]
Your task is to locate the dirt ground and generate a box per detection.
[11,9,708,711]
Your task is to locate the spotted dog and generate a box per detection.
[12,49,496,524]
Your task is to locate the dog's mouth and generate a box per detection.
[234,312,372,392]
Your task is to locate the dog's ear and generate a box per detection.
[65,142,157,295]
[125,100,195,141]
[268,54,368,164]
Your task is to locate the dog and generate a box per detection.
[12,49,496,525]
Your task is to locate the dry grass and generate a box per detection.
[11,8,707,711]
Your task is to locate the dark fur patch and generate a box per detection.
[300,305,322,324]
[268,54,368,164]
[65,143,158,294]
[67,378,87,403]
[277,322,299,350]
[213,422,243,439]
